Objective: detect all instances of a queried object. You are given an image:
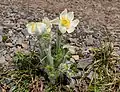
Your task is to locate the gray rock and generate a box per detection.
[3,19,14,28]
[0,26,3,34]
[85,35,94,46]
[16,28,23,32]
[16,37,23,45]
[22,29,29,37]
[72,55,79,60]
[8,30,13,37]
[117,51,120,55]
[19,33,24,38]
[5,43,13,47]
[0,42,5,50]
[0,35,2,42]
[5,54,12,62]
[22,42,28,49]
[29,40,35,46]
[70,58,75,63]
[87,71,93,79]
[2,50,7,55]
[12,36,17,44]
[77,57,92,69]
[0,56,6,64]
[69,38,78,43]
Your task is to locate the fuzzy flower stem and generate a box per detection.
[47,33,53,67]
[56,30,62,53]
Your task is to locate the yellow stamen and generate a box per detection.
[60,17,70,28]
[31,23,36,32]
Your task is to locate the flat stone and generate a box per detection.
[16,28,23,32]
[22,29,29,37]
[5,54,12,62]
[2,50,7,55]
[8,30,13,37]
[111,51,119,57]
[87,71,93,79]
[12,36,17,44]
[15,46,23,53]
[0,42,5,49]
[70,58,75,63]
[0,35,2,42]
[5,43,13,47]
[114,47,120,51]
[10,53,14,57]
[69,38,78,43]
[16,37,23,45]
[0,26,3,35]
[0,56,6,64]
[22,42,28,49]
[3,19,14,28]
[117,51,120,55]
[63,44,76,54]
[29,40,35,46]
[77,57,92,69]
[72,55,79,60]
[85,35,94,46]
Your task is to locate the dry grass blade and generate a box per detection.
[29,77,44,92]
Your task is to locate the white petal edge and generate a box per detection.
[51,17,59,25]
[67,27,75,33]
[67,12,74,21]
[60,9,67,19]
[59,25,67,34]
[47,28,51,33]
[71,19,79,27]
[42,17,52,28]
[27,26,34,34]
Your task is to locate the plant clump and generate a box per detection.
[0,9,120,92]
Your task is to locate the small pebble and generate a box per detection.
[5,43,13,47]
[72,55,79,60]
[0,56,6,64]
[0,35,2,42]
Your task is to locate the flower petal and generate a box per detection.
[26,22,37,34]
[59,25,67,33]
[47,28,51,33]
[60,9,67,19]
[68,12,74,21]
[67,27,75,33]
[71,19,79,27]
[51,17,59,25]
[42,17,52,28]
[36,22,46,34]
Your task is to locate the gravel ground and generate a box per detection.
[0,0,120,67]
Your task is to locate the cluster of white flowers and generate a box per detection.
[26,9,79,35]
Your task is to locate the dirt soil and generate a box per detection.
[0,0,120,91]
[1,0,120,28]
[2,0,120,44]
[0,0,120,61]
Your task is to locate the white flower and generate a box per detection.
[26,22,47,35]
[59,9,79,33]
[52,9,79,33]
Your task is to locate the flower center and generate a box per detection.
[61,17,70,28]
[31,23,36,32]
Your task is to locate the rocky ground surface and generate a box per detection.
[0,0,120,69]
